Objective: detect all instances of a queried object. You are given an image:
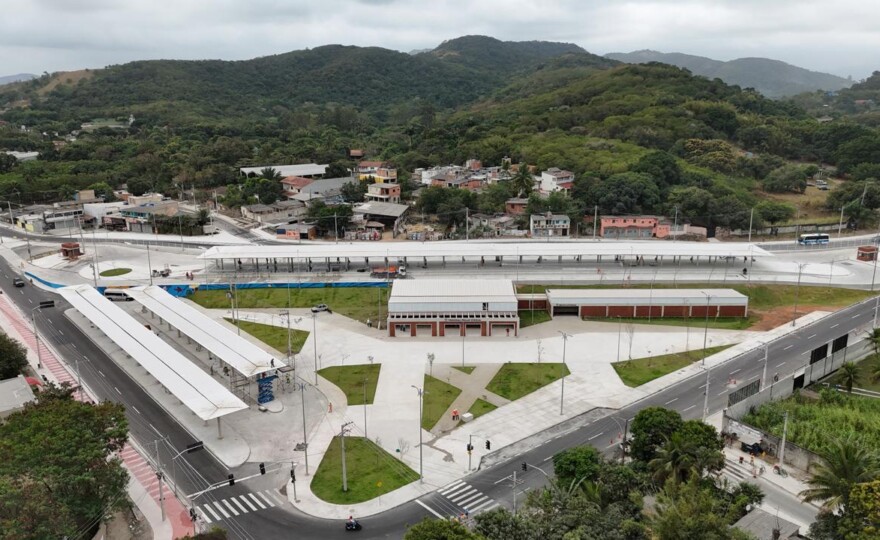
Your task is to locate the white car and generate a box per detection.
[311,304,329,313]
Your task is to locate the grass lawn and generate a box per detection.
[486,363,570,400]
[519,310,552,327]
[310,436,418,504]
[225,319,309,354]
[584,315,758,331]
[612,345,732,387]
[467,398,498,420]
[99,267,131,277]
[422,375,462,430]
[827,353,880,393]
[452,366,476,374]
[191,286,389,323]
[317,364,381,405]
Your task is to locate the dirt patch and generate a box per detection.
[749,304,838,331]
[37,69,94,95]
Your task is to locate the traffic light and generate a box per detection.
[521,462,527,472]
[485,440,491,450]
[466,443,473,452]
[290,470,296,483]
[228,473,235,486]
[259,463,266,475]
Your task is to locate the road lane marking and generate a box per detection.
[132,406,141,415]
[783,345,793,350]
[221,499,239,516]
[415,499,445,519]
[776,362,786,368]
[71,343,77,349]
[807,334,817,339]
[149,423,161,435]
[831,324,839,329]
[542,455,553,462]
[114,386,121,395]
[197,508,213,524]
[203,505,221,522]
[718,389,728,396]
[248,493,266,509]
[683,405,696,412]
[212,501,230,518]
[729,369,741,375]
[58,330,63,336]
[47,318,53,325]
[231,497,248,513]
[588,431,603,441]
[240,495,258,511]
[853,314,862,319]
[439,480,464,494]
[98,370,105,377]
[665,398,678,405]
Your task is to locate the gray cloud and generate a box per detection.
[1,0,877,79]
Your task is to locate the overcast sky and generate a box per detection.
[2,0,878,79]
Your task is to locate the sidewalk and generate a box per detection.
[0,291,193,539]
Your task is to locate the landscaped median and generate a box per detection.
[317,364,381,405]
[612,345,732,387]
[486,362,570,400]
[224,318,309,354]
[191,286,389,322]
[310,436,419,504]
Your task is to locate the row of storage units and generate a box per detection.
[544,288,749,319]
[389,320,518,337]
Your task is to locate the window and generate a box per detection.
[482,302,489,311]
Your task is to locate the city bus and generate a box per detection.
[798,233,830,245]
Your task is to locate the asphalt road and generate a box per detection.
[2,252,873,538]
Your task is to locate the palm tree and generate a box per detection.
[511,164,534,198]
[260,167,282,181]
[800,436,880,511]
[649,433,698,484]
[865,328,880,356]
[838,362,860,393]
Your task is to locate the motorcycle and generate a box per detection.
[345,520,362,531]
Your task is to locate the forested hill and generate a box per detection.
[605,50,851,98]
[0,36,603,127]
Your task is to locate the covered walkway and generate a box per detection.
[58,285,248,425]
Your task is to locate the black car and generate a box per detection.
[12,277,25,287]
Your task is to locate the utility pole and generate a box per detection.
[461,331,465,368]
[616,317,622,363]
[558,331,570,415]
[312,313,319,385]
[592,205,598,238]
[31,308,42,369]
[340,421,353,492]
[154,440,166,521]
[512,470,518,515]
[761,343,769,391]
[747,207,754,244]
[874,295,879,328]
[673,206,678,243]
[701,292,711,365]
[146,242,154,286]
[333,213,339,244]
[465,207,469,241]
[838,206,845,238]
[778,412,789,469]
[702,364,711,421]
[793,263,805,325]
[411,385,424,482]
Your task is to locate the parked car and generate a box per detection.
[12,277,25,287]
[311,304,329,313]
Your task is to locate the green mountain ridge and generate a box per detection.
[605,49,852,99]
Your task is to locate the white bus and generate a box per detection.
[798,233,830,245]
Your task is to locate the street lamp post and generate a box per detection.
[297,380,310,475]
[30,300,54,369]
[312,313,319,385]
[411,385,424,482]
[558,331,571,415]
[760,342,770,391]
[702,364,711,421]
[792,263,806,326]
[701,292,712,366]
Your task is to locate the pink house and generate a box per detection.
[599,216,670,239]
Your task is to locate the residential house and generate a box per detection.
[118,201,180,233]
[239,163,327,178]
[732,508,801,540]
[349,149,365,159]
[468,213,521,237]
[431,176,483,191]
[357,161,397,183]
[465,159,482,170]
[530,212,570,237]
[600,216,671,239]
[241,199,307,224]
[127,193,165,206]
[0,376,36,420]
[281,176,314,198]
[352,201,409,234]
[540,168,574,194]
[291,177,355,206]
[365,182,401,204]
[505,198,529,215]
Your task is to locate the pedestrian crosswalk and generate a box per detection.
[717,458,762,487]
[196,489,286,524]
[436,479,499,517]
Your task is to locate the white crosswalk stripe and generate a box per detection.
[437,481,498,516]
[196,490,284,523]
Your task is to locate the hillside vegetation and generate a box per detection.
[606,50,852,98]
[1,36,880,233]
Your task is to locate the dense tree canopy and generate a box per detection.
[0,333,28,379]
